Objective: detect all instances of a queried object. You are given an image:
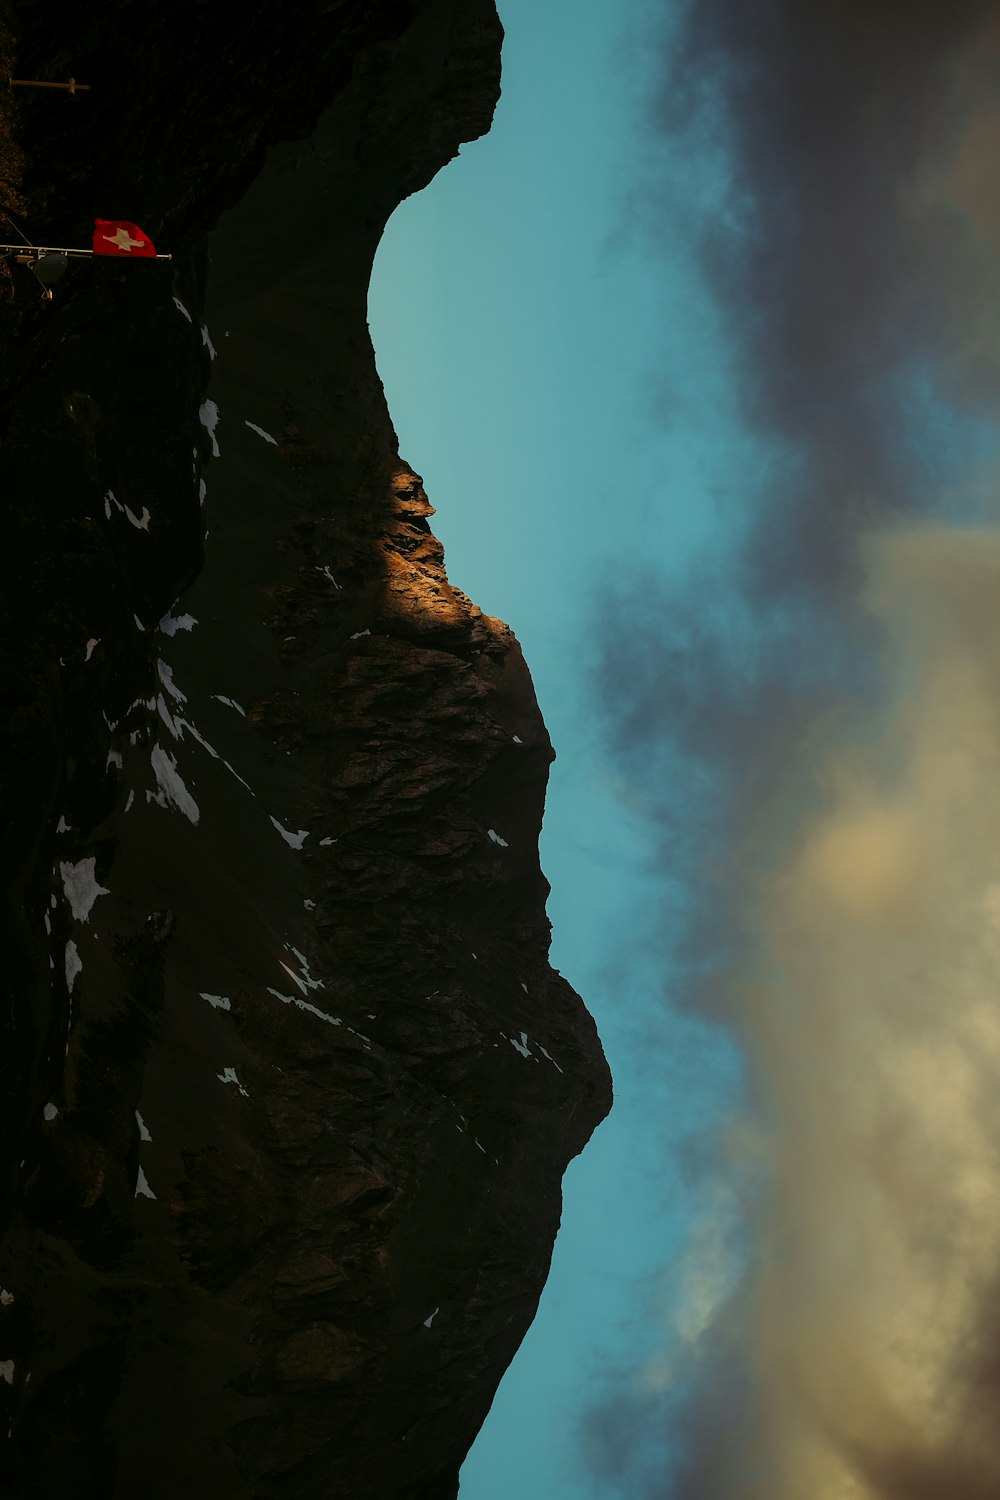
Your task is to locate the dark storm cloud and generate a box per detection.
[593,0,1000,966]
[592,0,1000,928]
[606,0,1000,649]
[658,0,999,463]
[585,3,1000,1498]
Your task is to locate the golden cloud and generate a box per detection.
[718,526,1000,1499]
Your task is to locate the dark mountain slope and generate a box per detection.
[0,4,612,1495]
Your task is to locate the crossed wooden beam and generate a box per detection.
[8,78,90,94]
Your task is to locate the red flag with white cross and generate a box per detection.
[92,220,157,257]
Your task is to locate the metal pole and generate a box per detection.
[0,212,33,247]
[8,78,90,94]
[0,245,171,260]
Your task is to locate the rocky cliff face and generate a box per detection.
[0,3,612,1496]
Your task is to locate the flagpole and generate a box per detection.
[0,245,172,260]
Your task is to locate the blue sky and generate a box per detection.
[369,2,1000,1497]
[370,4,749,1493]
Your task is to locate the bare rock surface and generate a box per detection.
[0,2,612,1495]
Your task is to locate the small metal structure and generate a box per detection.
[15,250,67,300]
[0,215,170,301]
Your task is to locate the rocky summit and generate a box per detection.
[0,2,612,1497]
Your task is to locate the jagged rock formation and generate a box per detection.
[0,2,613,1496]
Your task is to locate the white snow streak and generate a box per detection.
[212,694,245,716]
[222,757,255,795]
[105,487,151,530]
[157,659,187,703]
[244,419,277,445]
[124,502,151,531]
[159,611,197,636]
[135,1165,156,1199]
[178,717,220,762]
[270,817,308,849]
[487,828,509,847]
[65,940,82,994]
[156,693,182,740]
[59,858,109,922]
[200,993,231,1011]
[199,399,220,456]
[153,692,255,797]
[217,1066,249,1097]
[279,961,308,996]
[148,743,200,824]
[280,947,324,995]
[266,987,342,1028]
[172,296,192,322]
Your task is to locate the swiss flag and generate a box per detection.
[92,219,157,257]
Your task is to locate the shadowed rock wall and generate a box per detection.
[0,3,613,1496]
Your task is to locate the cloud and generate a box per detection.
[723,527,1000,1499]
[585,2,1000,1496]
[591,527,1000,1499]
[578,1286,755,1500]
[614,0,1000,599]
